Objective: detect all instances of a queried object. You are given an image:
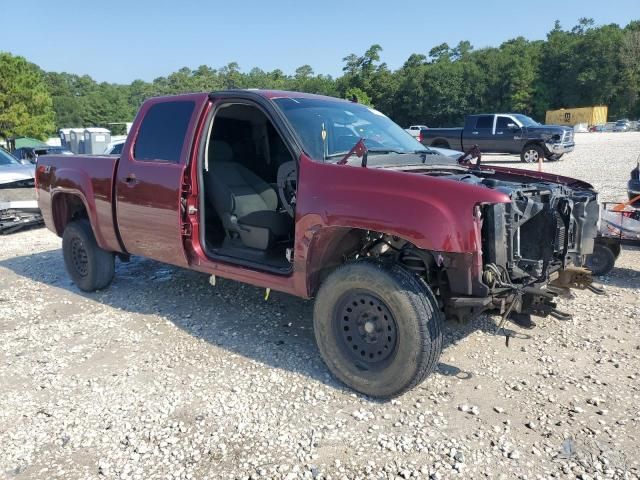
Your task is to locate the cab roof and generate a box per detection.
[211,89,350,103]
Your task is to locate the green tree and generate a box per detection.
[344,87,372,106]
[0,52,55,139]
[23,17,640,133]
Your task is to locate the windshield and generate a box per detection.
[0,148,20,166]
[512,114,540,127]
[273,97,428,162]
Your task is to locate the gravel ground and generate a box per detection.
[1,132,639,480]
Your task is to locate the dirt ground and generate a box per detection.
[1,132,639,479]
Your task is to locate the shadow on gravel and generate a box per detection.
[1,249,505,396]
[596,266,640,289]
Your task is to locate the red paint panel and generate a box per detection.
[36,155,122,252]
[115,93,209,267]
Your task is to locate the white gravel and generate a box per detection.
[1,132,639,479]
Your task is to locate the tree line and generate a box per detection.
[1,18,639,140]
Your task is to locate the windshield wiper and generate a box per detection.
[366,148,407,155]
[327,147,406,159]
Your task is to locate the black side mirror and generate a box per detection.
[507,123,520,131]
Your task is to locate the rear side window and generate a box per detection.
[134,101,195,162]
[474,115,493,129]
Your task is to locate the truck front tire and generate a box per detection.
[520,144,545,163]
[313,261,443,399]
[62,219,115,292]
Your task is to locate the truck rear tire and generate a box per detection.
[520,144,545,163]
[62,219,115,292]
[313,261,443,399]
[585,243,616,276]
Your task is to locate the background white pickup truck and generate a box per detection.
[405,125,428,137]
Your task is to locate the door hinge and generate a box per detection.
[181,222,192,236]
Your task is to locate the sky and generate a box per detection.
[2,0,639,84]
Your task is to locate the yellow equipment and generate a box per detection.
[545,106,608,127]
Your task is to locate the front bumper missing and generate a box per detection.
[445,266,604,324]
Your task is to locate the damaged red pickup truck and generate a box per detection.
[36,90,601,398]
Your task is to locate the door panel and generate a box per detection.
[115,96,206,267]
[464,115,494,151]
[116,162,187,266]
[493,116,520,153]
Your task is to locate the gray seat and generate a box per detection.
[206,141,291,250]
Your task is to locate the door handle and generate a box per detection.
[124,174,139,186]
[471,131,479,135]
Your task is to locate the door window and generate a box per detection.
[496,116,513,130]
[474,116,493,129]
[133,101,195,162]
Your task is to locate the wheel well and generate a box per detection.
[307,228,440,297]
[522,141,544,152]
[52,193,88,236]
[431,139,450,149]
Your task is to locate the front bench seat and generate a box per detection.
[206,141,291,250]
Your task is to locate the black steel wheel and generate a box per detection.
[69,237,89,277]
[314,261,443,399]
[335,291,398,369]
[63,219,115,292]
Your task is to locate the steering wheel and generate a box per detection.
[277,161,297,217]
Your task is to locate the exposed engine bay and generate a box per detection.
[356,166,601,324]
[447,171,599,279]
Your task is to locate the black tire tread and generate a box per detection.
[586,244,616,276]
[313,260,443,398]
[62,219,115,291]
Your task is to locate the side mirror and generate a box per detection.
[507,123,519,130]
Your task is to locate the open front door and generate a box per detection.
[115,98,201,267]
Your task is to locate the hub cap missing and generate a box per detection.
[335,292,398,368]
[70,237,89,277]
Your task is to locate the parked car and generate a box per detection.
[103,140,126,155]
[613,119,631,132]
[12,146,73,165]
[405,125,428,138]
[0,147,35,187]
[419,114,575,162]
[36,90,601,398]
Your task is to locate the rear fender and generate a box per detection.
[48,166,121,252]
